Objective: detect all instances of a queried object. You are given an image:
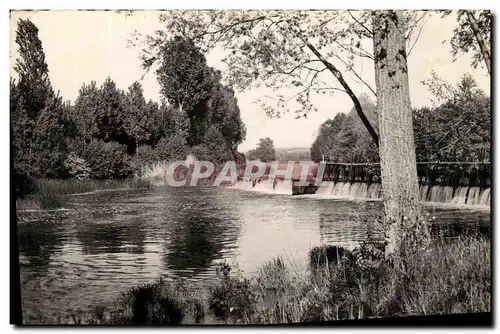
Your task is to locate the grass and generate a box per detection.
[39,234,489,324]
[15,178,153,212]
[34,178,152,195]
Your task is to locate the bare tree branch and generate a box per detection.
[348,11,373,37]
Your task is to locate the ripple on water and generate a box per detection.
[17,186,490,323]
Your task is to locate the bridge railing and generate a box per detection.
[322,162,491,187]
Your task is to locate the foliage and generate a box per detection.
[13,18,54,120]
[81,140,132,179]
[246,138,276,162]
[109,277,204,325]
[311,74,490,164]
[155,135,189,162]
[122,81,152,149]
[12,19,247,189]
[415,73,490,162]
[11,18,70,190]
[153,36,246,149]
[310,94,378,162]
[191,126,234,164]
[208,262,256,322]
[130,145,157,174]
[64,152,92,180]
[445,10,491,72]
[51,234,490,325]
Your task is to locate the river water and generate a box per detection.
[16,186,490,322]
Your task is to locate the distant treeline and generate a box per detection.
[11,19,246,196]
[311,74,490,164]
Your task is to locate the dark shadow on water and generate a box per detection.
[18,221,65,276]
[76,219,147,255]
[159,187,241,277]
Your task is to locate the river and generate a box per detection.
[16,186,491,322]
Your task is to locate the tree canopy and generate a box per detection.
[246,138,276,162]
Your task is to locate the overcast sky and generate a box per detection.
[10,10,490,151]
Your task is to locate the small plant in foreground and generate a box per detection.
[209,262,256,323]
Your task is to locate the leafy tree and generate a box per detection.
[191,126,234,164]
[136,11,426,148]
[13,18,54,119]
[130,145,158,174]
[155,135,189,162]
[154,36,211,146]
[150,35,246,157]
[205,82,247,151]
[97,77,130,146]
[311,95,378,163]
[246,138,276,162]
[445,10,491,75]
[311,113,348,162]
[415,74,490,162]
[12,18,70,186]
[123,81,151,150]
[72,81,101,141]
[81,140,132,179]
[31,94,71,178]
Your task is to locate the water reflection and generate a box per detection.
[156,187,241,277]
[76,218,146,255]
[18,221,65,276]
[16,186,491,322]
[235,195,322,274]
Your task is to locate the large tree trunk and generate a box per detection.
[372,11,422,255]
[465,10,491,75]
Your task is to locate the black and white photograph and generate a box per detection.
[9,8,492,326]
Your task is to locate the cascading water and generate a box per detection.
[366,183,382,199]
[451,186,469,205]
[229,179,490,207]
[315,181,335,196]
[419,185,429,202]
[467,187,482,205]
[350,182,368,198]
[479,188,490,206]
[231,179,293,195]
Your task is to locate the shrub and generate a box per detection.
[130,145,158,176]
[109,277,204,325]
[155,136,189,162]
[309,245,355,270]
[209,262,256,323]
[81,140,132,179]
[64,152,92,180]
[13,171,36,199]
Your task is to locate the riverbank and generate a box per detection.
[15,178,153,212]
[30,234,490,324]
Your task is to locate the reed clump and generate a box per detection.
[44,235,490,324]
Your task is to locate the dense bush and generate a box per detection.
[64,152,91,180]
[208,262,256,322]
[154,136,189,162]
[130,145,157,175]
[11,19,247,192]
[81,140,132,179]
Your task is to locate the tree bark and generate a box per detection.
[372,11,422,255]
[465,10,491,75]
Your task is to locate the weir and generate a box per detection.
[233,179,491,207]
[231,161,491,207]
